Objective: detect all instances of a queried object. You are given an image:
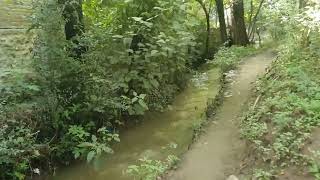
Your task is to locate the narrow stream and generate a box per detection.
[51,66,222,180]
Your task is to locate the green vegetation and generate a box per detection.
[2,0,320,179]
[126,155,180,180]
[309,151,320,179]
[1,0,223,179]
[125,143,180,180]
[241,1,320,179]
[212,46,256,72]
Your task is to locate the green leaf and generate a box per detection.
[96,148,101,155]
[153,7,164,11]
[87,151,96,163]
[139,94,146,99]
[74,151,80,159]
[78,142,94,147]
[113,135,120,142]
[102,146,114,154]
[112,35,123,39]
[123,38,132,45]
[157,39,166,44]
[132,97,138,103]
[92,135,97,142]
[150,79,159,87]
[138,99,148,110]
[128,108,135,115]
[132,17,143,22]
[26,85,40,91]
[151,50,159,56]
[133,104,145,115]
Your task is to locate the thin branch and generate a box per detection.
[252,94,261,110]
[249,0,265,40]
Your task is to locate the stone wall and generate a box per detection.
[0,0,33,83]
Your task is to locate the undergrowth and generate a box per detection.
[243,45,320,154]
[0,0,200,178]
[241,3,320,179]
[241,33,320,180]
[212,46,257,72]
[126,155,180,180]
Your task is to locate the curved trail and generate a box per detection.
[168,51,275,180]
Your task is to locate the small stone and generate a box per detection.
[226,175,239,180]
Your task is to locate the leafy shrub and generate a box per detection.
[309,151,320,180]
[126,155,179,180]
[0,0,205,178]
[0,56,42,180]
[67,126,120,163]
[211,46,257,72]
[0,124,37,180]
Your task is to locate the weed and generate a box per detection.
[126,155,180,180]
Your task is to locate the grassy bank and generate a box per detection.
[241,43,320,179]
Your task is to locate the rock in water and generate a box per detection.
[226,175,239,180]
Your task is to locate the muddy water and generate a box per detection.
[168,51,275,180]
[51,66,221,180]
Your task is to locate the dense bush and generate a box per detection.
[212,46,257,72]
[0,0,208,179]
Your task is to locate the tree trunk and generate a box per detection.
[299,0,306,9]
[204,8,210,58]
[257,29,262,47]
[215,0,227,43]
[196,0,210,58]
[248,0,265,41]
[59,0,84,40]
[59,0,85,57]
[231,0,249,46]
[247,0,254,32]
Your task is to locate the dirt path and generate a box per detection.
[168,51,275,180]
